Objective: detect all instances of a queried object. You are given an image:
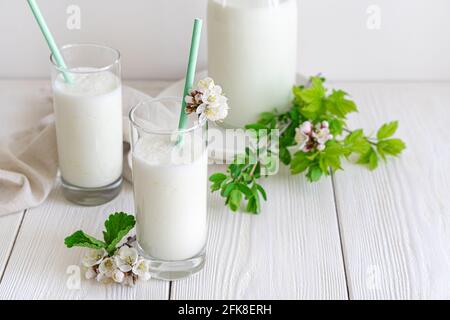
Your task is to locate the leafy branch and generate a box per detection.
[209,76,406,214]
[65,212,135,256]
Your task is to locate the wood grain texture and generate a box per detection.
[171,165,348,300]
[0,182,169,300]
[331,82,450,299]
[0,212,24,280]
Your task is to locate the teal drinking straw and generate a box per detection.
[177,19,203,132]
[27,0,73,84]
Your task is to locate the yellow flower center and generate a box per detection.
[126,256,133,264]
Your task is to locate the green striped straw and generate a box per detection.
[27,0,73,84]
[177,18,203,132]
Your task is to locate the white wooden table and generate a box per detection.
[0,80,449,300]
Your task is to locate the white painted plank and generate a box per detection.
[0,212,24,279]
[0,182,169,300]
[332,82,450,299]
[171,165,348,300]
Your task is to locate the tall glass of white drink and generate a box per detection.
[129,98,208,280]
[50,44,123,206]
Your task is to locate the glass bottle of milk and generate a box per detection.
[50,44,123,206]
[129,98,208,280]
[208,0,298,128]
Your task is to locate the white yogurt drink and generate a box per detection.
[53,70,123,189]
[208,0,298,127]
[129,98,208,280]
[51,44,123,206]
[133,136,208,261]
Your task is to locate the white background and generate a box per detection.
[0,0,449,80]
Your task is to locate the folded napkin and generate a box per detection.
[0,86,152,217]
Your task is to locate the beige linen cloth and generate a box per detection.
[0,86,151,217]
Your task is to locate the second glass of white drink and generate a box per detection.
[129,98,208,280]
[51,44,123,206]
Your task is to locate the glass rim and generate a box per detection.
[129,97,207,136]
[50,43,121,74]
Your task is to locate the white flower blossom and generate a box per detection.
[197,100,229,122]
[96,272,113,284]
[85,267,97,280]
[185,77,229,122]
[295,128,309,151]
[112,269,125,283]
[197,77,215,93]
[295,120,333,152]
[82,248,107,268]
[201,85,223,104]
[313,121,333,145]
[80,243,152,286]
[132,259,151,281]
[300,121,313,135]
[98,257,116,277]
[114,246,138,273]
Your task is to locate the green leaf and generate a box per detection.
[221,182,236,197]
[329,118,346,135]
[377,121,398,140]
[300,100,325,120]
[246,197,258,214]
[289,108,300,122]
[245,123,268,138]
[279,146,292,165]
[291,152,311,175]
[298,78,327,120]
[256,184,267,201]
[326,90,357,118]
[229,164,243,179]
[324,142,345,156]
[306,166,323,182]
[351,139,371,155]
[229,189,243,212]
[344,129,371,155]
[103,213,136,255]
[257,112,277,127]
[64,230,106,250]
[328,156,343,172]
[377,139,406,156]
[245,123,267,131]
[251,184,262,213]
[237,183,254,199]
[210,182,222,192]
[358,148,379,170]
[299,78,326,103]
[261,155,278,175]
[319,156,329,174]
[345,129,364,144]
[369,150,379,170]
[209,173,227,183]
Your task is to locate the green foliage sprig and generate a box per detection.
[209,76,406,214]
[65,212,135,256]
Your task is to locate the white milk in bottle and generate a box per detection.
[53,70,123,188]
[208,0,298,127]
